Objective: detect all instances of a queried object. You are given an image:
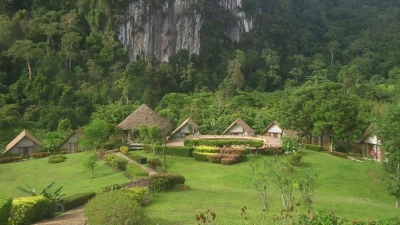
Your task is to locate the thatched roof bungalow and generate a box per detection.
[221,118,254,136]
[260,121,298,139]
[3,130,42,158]
[59,130,84,153]
[169,118,200,140]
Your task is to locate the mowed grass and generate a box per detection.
[0,151,130,197]
[137,150,399,225]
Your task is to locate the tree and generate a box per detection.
[83,155,97,178]
[138,125,162,156]
[227,58,244,90]
[376,102,400,208]
[80,119,110,151]
[7,40,41,79]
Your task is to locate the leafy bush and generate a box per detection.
[85,190,150,225]
[304,144,324,152]
[63,192,96,210]
[329,151,348,159]
[126,163,149,178]
[193,151,217,162]
[0,196,12,225]
[281,136,302,153]
[287,153,302,166]
[185,139,264,148]
[103,154,128,170]
[120,187,149,205]
[263,146,283,155]
[48,155,67,163]
[221,157,236,165]
[120,145,129,154]
[209,154,223,163]
[102,184,125,192]
[9,196,56,225]
[195,145,220,153]
[149,173,186,193]
[32,152,50,159]
[148,158,161,169]
[153,146,194,157]
[0,156,22,164]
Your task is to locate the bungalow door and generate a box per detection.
[22,147,29,158]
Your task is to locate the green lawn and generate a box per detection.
[0,151,130,197]
[138,150,398,225]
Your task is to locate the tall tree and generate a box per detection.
[7,40,41,79]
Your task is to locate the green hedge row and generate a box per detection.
[103,154,128,171]
[184,139,264,148]
[48,155,67,163]
[126,164,149,178]
[32,152,51,159]
[194,146,220,153]
[304,144,324,152]
[149,173,186,193]
[9,196,56,225]
[329,151,348,159]
[0,197,12,225]
[63,192,96,211]
[193,151,218,162]
[153,146,194,157]
[0,157,22,164]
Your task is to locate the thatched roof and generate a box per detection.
[58,130,84,147]
[355,123,376,144]
[221,118,254,135]
[170,118,200,137]
[117,104,172,131]
[260,121,299,137]
[4,130,42,153]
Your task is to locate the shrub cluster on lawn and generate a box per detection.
[32,152,51,159]
[119,187,149,206]
[0,156,22,164]
[0,196,12,225]
[102,184,125,192]
[194,147,246,165]
[304,144,324,152]
[127,153,147,164]
[185,139,264,148]
[48,155,67,163]
[85,190,150,225]
[287,153,302,166]
[62,192,96,211]
[149,173,186,193]
[103,154,128,170]
[153,146,194,157]
[9,196,56,225]
[193,145,220,162]
[126,163,149,178]
[147,158,161,169]
[329,151,348,159]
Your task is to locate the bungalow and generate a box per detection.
[3,130,43,158]
[355,123,383,161]
[169,118,200,139]
[59,130,84,153]
[260,121,298,139]
[221,118,254,136]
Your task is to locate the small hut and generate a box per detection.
[169,118,200,139]
[260,121,298,139]
[221,118,254,136]
[59,130,84,153]
[355,123,383,161]
[3,130,42,158]
[117,104,173,140]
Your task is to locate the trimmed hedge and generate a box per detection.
[195,145,220,153]
[193,151,217,162]
[0,196,12,225]
[221,157,236,165]
[9,196,56,225]
[32,152,51,159]
[63,192,96,211]
[48,155,67,163]
[128,153,147,164]
[184,139,264,148]
[329,151,348,159]
[103,154,128,170]
[120,187,149,205]
[304,144,324,152]
[147,158,161,169]
[149,173,186,193]
[0,156,22,164]
[153,146,194,157]
[126,164,149,178]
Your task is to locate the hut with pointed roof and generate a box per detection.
[221,118,254,136]
[169,118,200,140]
[117,104,173,139]
[3,130,43,158]
[59,130,84,153]
[260,121,298,139]
[355,123,383,161]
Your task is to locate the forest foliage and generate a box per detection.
[1,0,400,150]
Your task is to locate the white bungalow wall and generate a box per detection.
[227,124,247,135]
[267,124,282,138]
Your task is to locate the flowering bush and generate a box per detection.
[209,154,223,163]
[221,157,236,165]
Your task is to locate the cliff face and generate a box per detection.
[118,0,255,62]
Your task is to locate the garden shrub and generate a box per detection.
[85,190,150,225]
[9,196,56,225]
[184,139,264,148]
[221,157,236,165]
[48,155,67,163]
[94,150,107,159]
[147,158,161,169]
[304,144,324,152]
[120,145,129,154]
[329,151,348,159]
[0,156,22,164]
[102,184,125,192]
[103,154,128,170]
[120,187,149,205]
[32,152,50,159]
[127,153,147,164]
[153,146,194,157]
[195,145,220,153]
[62,192,96,211]
[149,173,186,193]
[263,146,283,154]
[0,196,12,225]
[287,153,302,166]
[209,154,223,163]
[193,151,217,162]
[126,164,149,178]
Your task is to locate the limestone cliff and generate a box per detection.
[119,0,255,62]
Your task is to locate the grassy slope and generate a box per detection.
[141,150,398,225]
[0,151,130,197]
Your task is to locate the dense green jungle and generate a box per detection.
[1,0,400,151]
